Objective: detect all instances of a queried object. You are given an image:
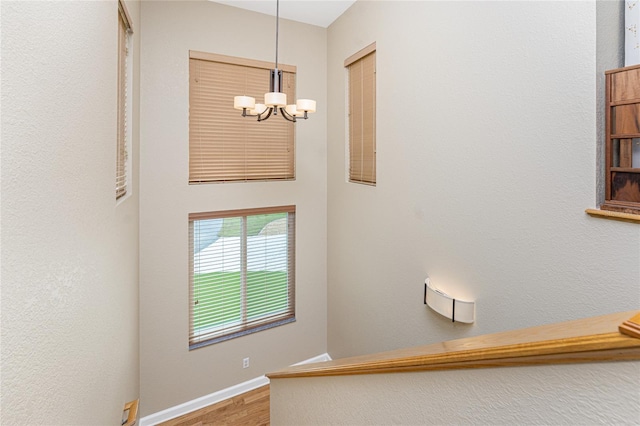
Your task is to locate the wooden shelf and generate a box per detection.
[267,311,640,379]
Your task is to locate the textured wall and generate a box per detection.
[1,0,140,423]
[327,1,640,360]
[271,361,640,425]
[139,1,327,416]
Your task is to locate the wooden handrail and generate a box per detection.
[267,311,640,379]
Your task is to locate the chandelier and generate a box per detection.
[233,0,316,122]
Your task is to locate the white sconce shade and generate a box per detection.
[265,92,287,107]
[424,278,475,323]
[234,96,255,110]
[296,99,316,113]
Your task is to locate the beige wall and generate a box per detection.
[271,361,640,424]
[327,0,639,359]
[1,0,141,423]
[139,1,327,416]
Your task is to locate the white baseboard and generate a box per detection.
[139,353,331,426]
[292,352,332,365]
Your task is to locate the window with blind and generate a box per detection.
[346,43,376,185]
[117,0,132,200]
[189,51,296,184]
[189,206,296,349]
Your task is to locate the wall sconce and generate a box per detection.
[424,278,475,323]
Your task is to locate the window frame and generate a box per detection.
[188,205,296,349]
[345,42,377,186]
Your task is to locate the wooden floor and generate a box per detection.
[159,385,270,426]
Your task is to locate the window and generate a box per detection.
[346,43,376,185]
[189,206,296,348]
[117,0,132,200]
[189,51,296,184]
[602,65,640,214]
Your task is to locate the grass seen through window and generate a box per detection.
[193,271,289,331]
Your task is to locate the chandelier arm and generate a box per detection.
[257,107,273,122]
[279,107,297,122]
[241,108,261,118]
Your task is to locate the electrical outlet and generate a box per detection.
[243,357,250,368]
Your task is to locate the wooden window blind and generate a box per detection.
[346,43,376,185]
[116,0,132,200]
[189,206,296,348]
[189,51,296,184]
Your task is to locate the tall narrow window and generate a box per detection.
[189,206,296,349]
[117,0,132,200]
[602,65,640,214]
[189,51,296,184]
[346,43,376,185]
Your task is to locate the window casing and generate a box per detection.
[189,206,296,349]
[117,0,132,200]
[189,51,296,184]
[346,43,376,185]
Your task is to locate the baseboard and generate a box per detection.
[139,353,331,426]
[292,352,332,365]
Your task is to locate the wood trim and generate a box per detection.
[611,133,640,139]
[610,99,640,107]
[620,312,640,339]
[123,399,139,426]
[118,0,133,33]
[585,208,640,223]
[605,73,612,200]
[605,63,640,74]
[610,167,640,173]
[189,50,296,73]
[344,42,376,67]
[267,311,640,379]
[189,205,296,221]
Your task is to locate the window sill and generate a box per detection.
[585,208,640,224]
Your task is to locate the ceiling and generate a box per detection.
[210,0,356,28]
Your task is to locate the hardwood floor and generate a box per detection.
[159,385,270,426]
